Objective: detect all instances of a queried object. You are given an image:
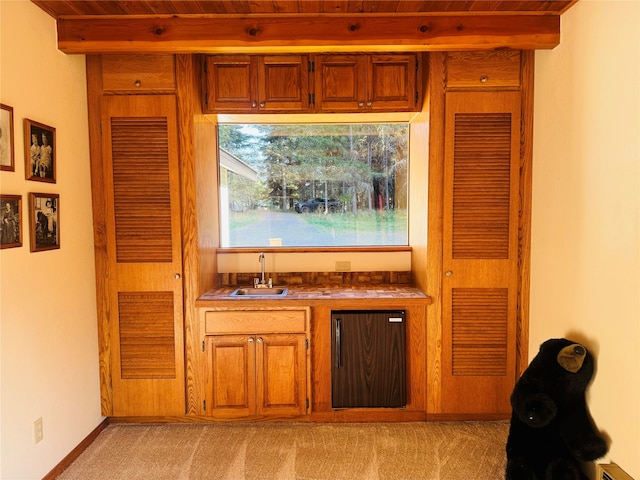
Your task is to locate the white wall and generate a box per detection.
[0,1,102,479]
[532,1,640,478]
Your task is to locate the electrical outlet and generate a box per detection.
[33,417,43,444]
[335,261,351,271]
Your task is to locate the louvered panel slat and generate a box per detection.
[111,117,173,263]
[452,288,508,376]
[452,113,512,259]
[118,291,176,379]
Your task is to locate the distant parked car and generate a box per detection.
[294,197,340,213]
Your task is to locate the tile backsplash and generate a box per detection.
[219,271,412,286]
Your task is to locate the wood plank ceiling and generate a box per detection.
[32,0,579,53]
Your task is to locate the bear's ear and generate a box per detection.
[557,344,587,373]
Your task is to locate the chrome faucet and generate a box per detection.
[254,252,272,288]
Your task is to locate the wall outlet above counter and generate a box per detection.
[335,261,351,271]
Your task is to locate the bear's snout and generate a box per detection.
[557,343,587,373]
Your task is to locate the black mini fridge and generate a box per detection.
[331,310,406,408]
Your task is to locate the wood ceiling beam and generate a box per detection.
[55,14,560,54]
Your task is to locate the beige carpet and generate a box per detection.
[58,421,509,480]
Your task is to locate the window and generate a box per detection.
[218,123,409,248]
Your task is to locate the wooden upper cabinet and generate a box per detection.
[368,54,419,112]
[445,51,521,89]
[101,54,176,94]
[202,55,257,112]
[313,54,367,112]
[258,55,310,112]
[202,53,420,113]
[202,54,309,113]
[315,53,419,112]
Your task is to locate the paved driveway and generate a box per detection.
[228,210,407,247]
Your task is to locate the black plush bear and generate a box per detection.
[505,338,608,480]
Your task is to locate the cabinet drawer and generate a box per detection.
[446,51,520,88]
[102,55,176,93]
[205,310,306,334]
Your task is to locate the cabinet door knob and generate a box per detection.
[257,337,263,343]
[259,102,265,108]
[251,101,257,108]
[134,80,141,87]
[174,273,181,279]
[248,337,254,343]
[358,102,364,107]
[366,101,372,107]
[445,270,453,277]
[480,76,488,83]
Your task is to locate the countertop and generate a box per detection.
[196,284,431,308]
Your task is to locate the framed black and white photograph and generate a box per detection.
[24,119,56,183]
[0,104,15,172]
[29,192,59,252]
[0,194,22,249]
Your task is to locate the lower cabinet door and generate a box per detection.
[206,335,256,417]
[206,333,307,418]
[256,334,307,416]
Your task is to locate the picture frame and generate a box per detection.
[29,192,59,252]
[0,194,22,249]
[0,104,15,172]
[24,119,56,183]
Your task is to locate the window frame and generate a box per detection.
[215,113,417,251]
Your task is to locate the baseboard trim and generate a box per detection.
[42,418,110,480]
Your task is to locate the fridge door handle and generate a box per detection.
[335,318,342,368]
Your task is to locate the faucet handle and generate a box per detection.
[268,278,273,288]
[253,277,260,288]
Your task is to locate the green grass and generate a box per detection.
[229,210,260,229]
[300,209,407,233]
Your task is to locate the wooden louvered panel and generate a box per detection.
[118,291,176,379]
[452,288,508,376]
[111,117,173,263]
[452,113,512,259]
[100,93,185,416]
[441,89,521,415]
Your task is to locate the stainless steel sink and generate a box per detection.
[229,287,288,297]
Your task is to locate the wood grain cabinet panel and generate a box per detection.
[313,54,367,112]
[202,53,420,113]
[101,54,176,93]
[440,89,521,416]
[206,335,256,416]
[445,51,521,89]
[202,54,309,113]
[203,309,309,418]
[205,333,307,417]
[315,53,419,112]
[99,94,185,417]
[202,55,257,112]
[258,55,310,112]
[368,54,419,112]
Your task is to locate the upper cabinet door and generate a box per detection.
[102,54,176,94]
[314,54,367,112]
[368,54,418,112]
[203,54,310,113]
[258,55,310,112]
[315,53,419,112]
[204,53,420,113]
[203,55,258,112]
